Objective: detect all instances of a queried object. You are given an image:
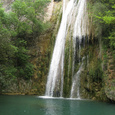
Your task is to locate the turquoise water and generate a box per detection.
[0,95,115,115]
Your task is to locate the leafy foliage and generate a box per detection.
[0,0,48,89]
[89,0,115,49]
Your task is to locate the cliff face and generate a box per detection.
[104,49,115,101]
[79,40,108,101]
[63,36,115,102]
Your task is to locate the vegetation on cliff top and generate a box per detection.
[88,0,115,49]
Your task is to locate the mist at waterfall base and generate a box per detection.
[0,95,115,115]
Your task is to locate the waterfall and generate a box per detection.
[45,0,89,98]
[45,0,75,97]
[72,0,88,75]
[71,0,89,99]
[70,57,85,98]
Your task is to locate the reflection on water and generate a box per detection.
[0,95,115,115]
[45,99,59,115]
[39,96,63,115]
[70,100,80,115]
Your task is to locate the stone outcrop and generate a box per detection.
[105,49,115,101]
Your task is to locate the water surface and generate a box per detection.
[0,95,115,115]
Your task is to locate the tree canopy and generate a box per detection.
[89,0,115,49]
[0,0,48,89]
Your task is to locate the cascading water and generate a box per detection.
[70,57,85,98]
[45,0,89,98]
[45,0,75,97]
[70,0,89,99]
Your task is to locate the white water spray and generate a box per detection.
[45,0,75,97]
[45,0,89,98]
[71,0,89,99]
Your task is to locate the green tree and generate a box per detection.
[89,0,115,49]
[0,0,49,90]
